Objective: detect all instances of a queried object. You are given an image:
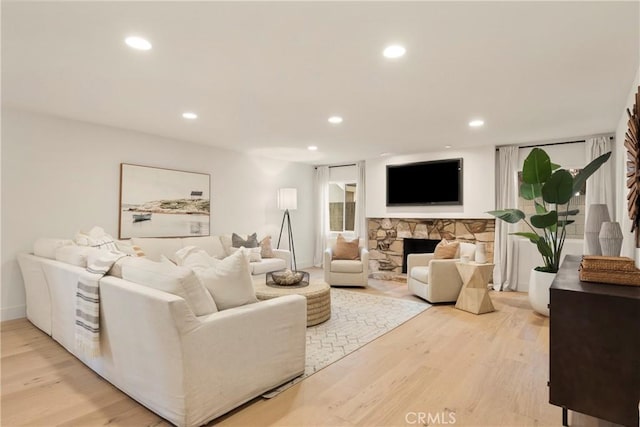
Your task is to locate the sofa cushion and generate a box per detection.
[434,239,459,259]
[251,257,286,275]
[34,238,74,259]
[122,259,217,315]
[260,235,275,258]
[331,260,363,274]
[54,245,96,267]
[181,236,226,259]
[74,226,118,251]
[232,232,259,248]
[108,256,144,278]
[410,266,430,283]
[333,234,360,260]
[229,246,262,262]
[175,246,218,271]
[194,249,258,311]
[131,237,183,262]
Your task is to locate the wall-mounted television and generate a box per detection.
[386,158,463,206]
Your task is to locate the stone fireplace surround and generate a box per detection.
[367,217,495,279]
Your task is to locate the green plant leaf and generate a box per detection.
[534,202,546,214]
[520,182,542,200]
[486,209,525,223]
[511,232,541,243]
[536,239,553,259]
[531,210,558,229]
[572,151,612,193]
[559,209,580,217]
[558,220,575,227]
[542,169,574,204]
[522,148,552,184]
[551,162,561,171]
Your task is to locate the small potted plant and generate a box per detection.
[488,148,611,316]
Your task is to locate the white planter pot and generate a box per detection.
[528,269,556,317]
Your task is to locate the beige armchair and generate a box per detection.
[324,238,369,287]
[407,242,476,303]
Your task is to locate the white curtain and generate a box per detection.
[585,136,614,222]
[313,166,330,267]
[354,161,367,245]
[493,146,520,291]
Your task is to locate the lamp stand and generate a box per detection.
[277,209,297,271]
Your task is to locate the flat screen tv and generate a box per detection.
[386,158,463,206]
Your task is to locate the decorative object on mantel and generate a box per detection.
[625,85,640,247]
[276,188,298,271]
[488,147,611,316]
[579,255,640,286]
[475,242,487,264]
[598,221,623,257]
[585,204,611,255]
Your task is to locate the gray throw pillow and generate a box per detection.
[232,232,259,248]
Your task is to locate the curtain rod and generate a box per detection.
[495,136,614,151]
[314,163,357,169]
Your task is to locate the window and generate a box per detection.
[517,169,585,239]
[329,182,357,232]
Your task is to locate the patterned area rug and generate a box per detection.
[263,288,431,398]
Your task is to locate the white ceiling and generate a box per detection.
[3,1,639,165]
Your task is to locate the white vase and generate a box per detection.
[528,269,556,317]
[599,222,623,257]
[475,242,487,263]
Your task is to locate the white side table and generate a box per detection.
[454,262,495,315]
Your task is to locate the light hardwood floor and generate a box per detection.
[0,270,612,426]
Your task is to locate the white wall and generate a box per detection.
[615,66,640,263]
[365,146,495,219]
[1,109,315,320]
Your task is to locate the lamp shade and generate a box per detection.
[277,188,297,211]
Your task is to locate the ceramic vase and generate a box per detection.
[585,204,610,255]
[599,222,623,257]
[529,269,555,317]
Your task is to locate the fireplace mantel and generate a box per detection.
[367,217,495,277]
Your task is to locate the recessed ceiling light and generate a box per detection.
[182,112,198,120]
[125,36,152,51]
[328,116,343,124]
[308,146,318,151]
[383,45,406,59]
[445,145,452,149]
[469,119,485,128]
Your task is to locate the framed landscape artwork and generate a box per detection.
[119,163,210,239]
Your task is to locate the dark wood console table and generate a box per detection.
[549,255,640,427]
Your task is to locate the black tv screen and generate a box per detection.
[386,159,463,206]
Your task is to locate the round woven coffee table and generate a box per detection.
[254,279,331,326]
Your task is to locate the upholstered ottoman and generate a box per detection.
[254,279,331,326]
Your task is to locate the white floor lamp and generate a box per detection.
[277,188,297,271]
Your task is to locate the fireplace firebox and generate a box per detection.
[402,238,441,273]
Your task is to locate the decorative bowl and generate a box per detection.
[270,269,305,286]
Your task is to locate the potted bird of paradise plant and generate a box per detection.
[488,147,611,316]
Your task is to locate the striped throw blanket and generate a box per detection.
[75,251,128,358]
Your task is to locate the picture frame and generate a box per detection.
[119,163,210,239]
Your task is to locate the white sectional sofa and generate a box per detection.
[17,236,306,427]
[131,235,291,275]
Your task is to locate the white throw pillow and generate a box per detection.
[229,246,262,262]
[75,226,118,251]
[195,248,258,311]
[34,238,74,259]
[175,246,217,271]
[54,245,98,267]
[130,237,183,262]
[181,236,226,259]
[108,256,144,279]
[122,259,218,315]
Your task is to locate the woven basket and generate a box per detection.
[581,255,636,272]
[579,256,640,286]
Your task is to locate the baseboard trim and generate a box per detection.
[1,305,26,321]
